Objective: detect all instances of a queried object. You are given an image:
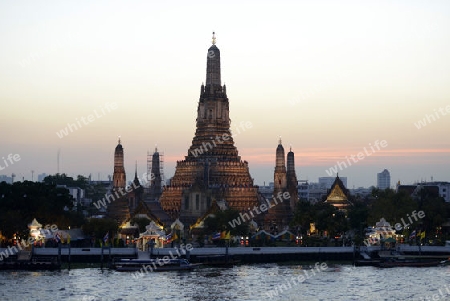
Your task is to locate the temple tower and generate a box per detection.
[274,138,287,191]
[159,33,261,225]
[108,138,130,224]
[148,147,163,201]
[112,137,126,191]
[286,147,299,211]
[264,139,293,234]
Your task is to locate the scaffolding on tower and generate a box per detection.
[146,147,164,200]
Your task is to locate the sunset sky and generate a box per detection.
[1,0,449,188]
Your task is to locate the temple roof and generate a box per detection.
[131,200,164,228]
[325,175,352,207]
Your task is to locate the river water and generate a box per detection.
[1,264,449,301]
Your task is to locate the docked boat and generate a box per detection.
[378,258,442,268]
[0,251,60,271]
[112,258,201,272]
[195,255,241,267]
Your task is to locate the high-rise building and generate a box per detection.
[159,33,261,226]
[377,169,391,190]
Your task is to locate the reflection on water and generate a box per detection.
[1,264,450,301]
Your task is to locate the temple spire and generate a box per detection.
[206,32,221,87]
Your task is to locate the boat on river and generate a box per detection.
[112,258,201,272]
[195,255,241,267]
[378,258,442,268]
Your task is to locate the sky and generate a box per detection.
[1,0,449,188]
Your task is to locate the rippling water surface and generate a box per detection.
[1,264,450,301]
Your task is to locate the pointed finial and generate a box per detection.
[118,136,121,144]
[155,144,158,153]
[290,145,292,152]
[212,32,216,45]
[278,136,282,145]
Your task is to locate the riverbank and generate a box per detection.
[1,245,449,266]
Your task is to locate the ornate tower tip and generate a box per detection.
[278,136,282,145]
[118,136,121,144]
[212,32,216,45]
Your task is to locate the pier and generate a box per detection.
[2,245,449,266]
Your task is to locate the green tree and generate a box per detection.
[291,200,314,235]
[368,189,417,226]
[0,181,78,240]
[82,218,118,246]
[348,200,369,230]
[203,209,248,236]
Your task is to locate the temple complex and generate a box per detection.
[105,34,304,234]
[158,33,262,226]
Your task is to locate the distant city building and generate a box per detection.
[349,187,374,198]
[319,177,347,189]
[56,185,90,209]
[398,181,450,203]
[308,182,328,203]
[297,180,309,201]
[0,175,13,184]
[258,185,273,199]
[377,169,391,189]
[37,173,47,182]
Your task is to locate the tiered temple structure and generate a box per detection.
[112,138,126,190]
[264,139,296,233]
[159,33,261,226]
[147,147,163,201]
[107,138,131,224]
[286,146,299,210]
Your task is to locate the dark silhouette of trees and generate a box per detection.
[0,181,82,241]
